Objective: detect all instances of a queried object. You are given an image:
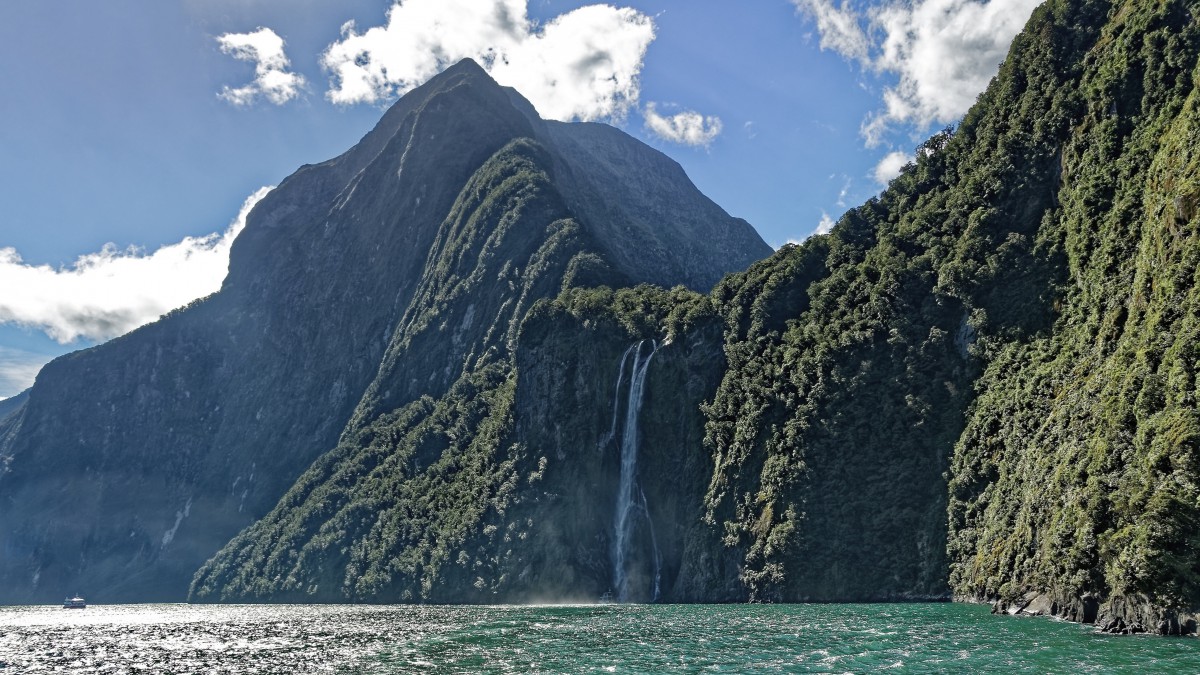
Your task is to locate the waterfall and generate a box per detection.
[639,485,663,603]
[601,344,637,449]
[610,339,661,602]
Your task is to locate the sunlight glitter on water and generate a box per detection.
[3,602,1200,673]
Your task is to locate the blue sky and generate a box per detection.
[0,0,1040,397]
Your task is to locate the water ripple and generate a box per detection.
[2,603,1198,673]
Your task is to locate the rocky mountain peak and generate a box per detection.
[0,56,770,604]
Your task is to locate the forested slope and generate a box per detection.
[947,0,1200,633]
[699,0,1200,631]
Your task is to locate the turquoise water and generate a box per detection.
[2,602,1198,673]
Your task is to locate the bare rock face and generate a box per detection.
[0,59,769,604]
[1097,596,1198,636]
[996,591,1199,636]
[991,591,1099,624]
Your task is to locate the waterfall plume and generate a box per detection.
[610,339,662,602]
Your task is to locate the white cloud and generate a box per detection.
[643,103,723,147]
[793,0,870,65]
[0,187,272,344]
[217,27,307,105]
[795,0,1040,144]
[0,347,46,399]
[816,211,836,235]
[321,0,655,122]
[869,0,1042,141]
[873,150,912,184]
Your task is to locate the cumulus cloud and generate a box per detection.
[873,150,912,184]
[0,187,272,344]
[643,103,723,147]
[321,0,655,122]
[868,0,1042,143]
[217,27,307,105]
[795,0,1040,144]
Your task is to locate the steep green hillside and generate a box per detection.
[694,0,1100,603]
[696,0,1200,631]
[948,0,1200,633]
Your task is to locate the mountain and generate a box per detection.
[0,391,27,426]
[191,0,1200,636]
[0,59,769,604]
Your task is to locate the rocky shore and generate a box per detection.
[983,592,1198,636]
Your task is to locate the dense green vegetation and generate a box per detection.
[948,0,1200,620]
[697,0,1108,603]
[696,0,1200,624]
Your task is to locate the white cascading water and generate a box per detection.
[601,344,637,449]
[638,485,663,602]
[610,339,662,602]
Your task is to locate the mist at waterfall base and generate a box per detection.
[6,603,1200,672]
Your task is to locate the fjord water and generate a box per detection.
[3,603,1199,673]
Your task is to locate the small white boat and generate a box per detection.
[63,596,86,609]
